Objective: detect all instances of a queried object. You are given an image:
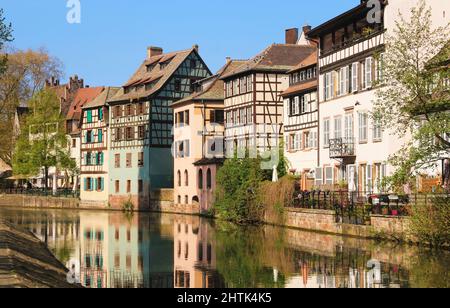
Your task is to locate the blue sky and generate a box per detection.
[1,0,357,86]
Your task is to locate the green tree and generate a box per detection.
[0,8,13,74]
[13,89,76,191]
[0,49,63,165]
[214,155,266,224]
[372,0,450,190]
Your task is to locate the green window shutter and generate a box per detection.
[91,178,94,191]
[84,178,87,191]
[98,129,103,143]
[87,110,92,123]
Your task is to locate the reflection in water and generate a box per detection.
[0,208,448,288]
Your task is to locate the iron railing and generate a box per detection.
[329,137,356,158]
[0,188,80,199]
[288,190,444,226]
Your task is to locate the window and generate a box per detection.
[198,169,203,189]
[210,110,224,124]
[137,102,144,115]
[334,117,342,139]
[115,128,122,141]
[359,112,368,143]
[126,180,131,194]
[138,152,144,167]
[184,170,189,186]
[240,77,247,93]
[85,152,92,166]
[352,63,359,93]
[126,127,134,140]
[175,79,181,92]
[300,96,307,114]
[114,106,122,118]
[85,178,93,191]
[97,152,104,165]
[115,154,120,168]
[365,57,373,89]
[344,113,354,139]
[138,125,145,139]
[323,119,330,148]
[315,168,323,186]
[86,130,93,143]
[126,153,132,168]
[206,169,212,190]
[373,118,382,141]
[126,104,134,117]
[233,79,239,96]
[184,110,190,126]
[138,180,143,193]
[98,108,103,121]
[178,195,181,204]
[247,75,253,92]
[115,180,120,193]
[97,177,104,192]
[247,107,252,124]
[72,139,77,148]
[177,170,181,187]
[98,129,103,143]
[325,167,333,185]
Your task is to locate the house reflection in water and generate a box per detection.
[173,217,224,288]
[79,212,174,288]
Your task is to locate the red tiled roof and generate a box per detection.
[282,80,317,97]
[66,87,105,120]
[221,44,317,80]
[288,52,318,73]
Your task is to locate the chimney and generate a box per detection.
[193,44,199,53]
[302,25,312,35]
[285,28,299,45]
[226,57,231,64]
[147,46,163,59]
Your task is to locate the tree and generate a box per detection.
[0,8,13,74]
[13,89,75,191]
[0,49,63,165]
[373,0,450,190]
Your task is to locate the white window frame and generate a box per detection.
[365,57,373,89]
[334,116,342,139]
[359,112,368,143]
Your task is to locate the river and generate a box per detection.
[0,207,448,288]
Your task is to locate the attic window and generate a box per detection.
[145,81,157,91]
[160,60,171,70]
[146,63,157,72]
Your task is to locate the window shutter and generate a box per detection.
[98,108,103,121]
[366,165,373,193]
[84,178,87,191]
[366,57,373,88]
[352,63,358,92]
[315,168,323,186]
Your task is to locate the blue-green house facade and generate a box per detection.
[107,46,211,210]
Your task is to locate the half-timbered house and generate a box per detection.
[221,29,316,158]
[107,46,211,210]
[171,59,246,213]
[80,87,120,205]
[282,48,319,190]
[308,0,449,194]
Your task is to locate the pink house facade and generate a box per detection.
[172,59,245,213]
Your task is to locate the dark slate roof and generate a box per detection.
[220,44,317,80]
[172,59,247,107]
[109,47,210,103]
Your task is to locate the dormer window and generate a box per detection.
[160,60,171,70]
[146,63,157,72]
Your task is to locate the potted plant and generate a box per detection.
[381,204,390,216]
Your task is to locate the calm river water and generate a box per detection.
[0,207,448,288]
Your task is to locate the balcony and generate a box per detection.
[329,137,355,159]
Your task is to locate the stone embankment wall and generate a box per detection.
[265,207,412,242]
[0,220,80,288]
